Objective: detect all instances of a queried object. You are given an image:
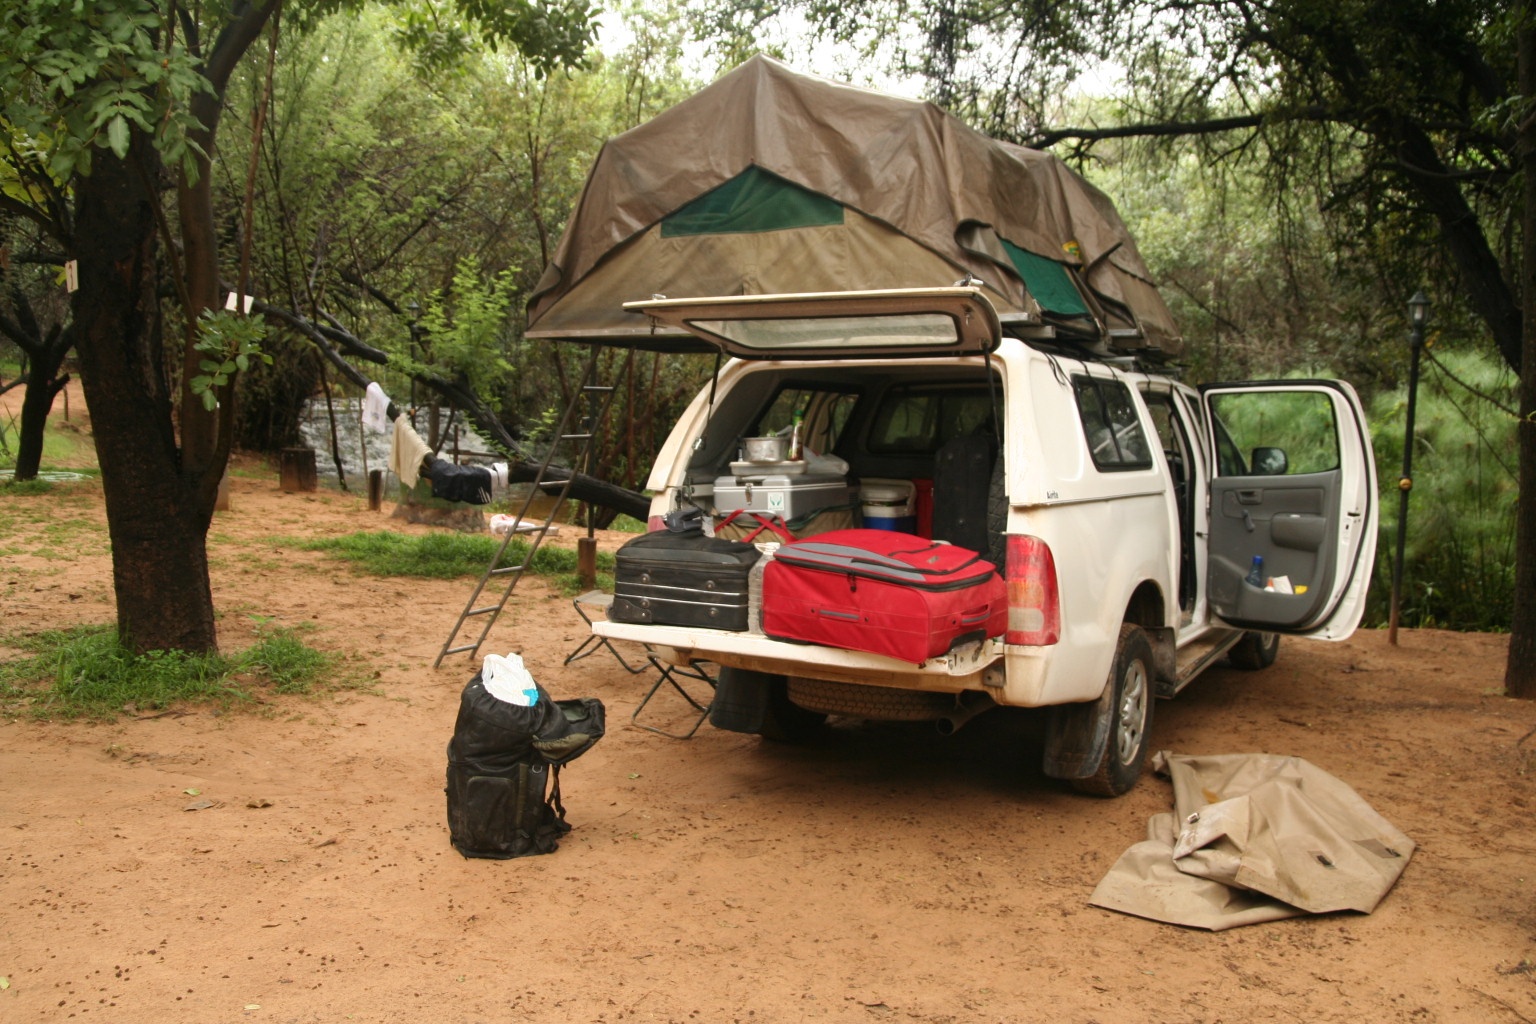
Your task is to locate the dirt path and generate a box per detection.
[2,385,1534,1023]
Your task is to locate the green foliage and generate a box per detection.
[414,257,516,397]
[0,622,335,720]
[0,0,213,183]
[1367,348,1517,631]
[295,529,615,588]
[1086,145,1395,385]
[224,7,705,481]
[191,309,272,411]
[390,0,598,75]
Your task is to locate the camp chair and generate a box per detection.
[564,590,647,673]
[632,653,717,740]
[565,590,717,739]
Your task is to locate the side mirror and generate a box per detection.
[1250,446,1288,476]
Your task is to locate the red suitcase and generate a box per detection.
[762,529,1007,664]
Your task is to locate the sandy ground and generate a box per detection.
[2,385,1535,1023]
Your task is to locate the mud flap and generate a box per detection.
[708,666,774,734]
[1041,682,1114,780]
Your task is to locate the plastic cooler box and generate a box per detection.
[859,479,917,533]
[713,473,849,520]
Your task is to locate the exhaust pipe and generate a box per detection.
[935,692,997,736]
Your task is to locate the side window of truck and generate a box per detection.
[866,386,994,454]
[1073,375,1153,471]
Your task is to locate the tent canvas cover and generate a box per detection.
[527,55,1181,357]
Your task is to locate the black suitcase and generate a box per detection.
[611,529,760,631]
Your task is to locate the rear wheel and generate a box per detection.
[1071,624,1155,797]
[1228,631,1280,670]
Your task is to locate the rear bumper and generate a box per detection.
[593,620,1002,694]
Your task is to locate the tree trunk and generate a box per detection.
[71,141,219,655]
[11,364,67,481]
[1509,5,1536,698]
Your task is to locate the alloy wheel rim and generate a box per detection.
[1116,660,1148,764]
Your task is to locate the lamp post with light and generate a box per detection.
[1388,291,1430,646]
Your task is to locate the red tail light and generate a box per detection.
[1005,534,1060,645]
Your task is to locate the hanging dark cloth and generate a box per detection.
[423,457,493,504]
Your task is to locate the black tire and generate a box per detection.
[760,676,828,743]
[1228,631,1280,670]
[1071,624,1155,797]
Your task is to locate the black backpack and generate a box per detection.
[445,674,606,859]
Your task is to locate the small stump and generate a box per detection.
[390,478,485,532]
[280,447,318,493]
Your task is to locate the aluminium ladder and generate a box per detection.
[433,347,624,667]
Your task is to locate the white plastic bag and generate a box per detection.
[481,652,539,706]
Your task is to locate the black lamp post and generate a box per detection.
[1388,290,1430,646]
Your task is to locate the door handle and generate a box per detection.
[1236,489,1263,504]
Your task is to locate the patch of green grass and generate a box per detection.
[0,476,103,537]
[0,622,339,720]
[2,477,56,497]
[607,514,647,534]
[0,500,107,551]
[241,621,335,694]
[292,530,616,589]
[0,416,93,471]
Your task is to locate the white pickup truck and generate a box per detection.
[594,288,1378,795]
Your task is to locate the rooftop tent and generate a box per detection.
[526,55,1181,357]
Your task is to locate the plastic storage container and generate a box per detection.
[859,479,917,533]
[713,473,849,520]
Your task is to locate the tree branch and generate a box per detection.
[1025,106,1333,149]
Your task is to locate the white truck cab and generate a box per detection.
[594,287,1378,794]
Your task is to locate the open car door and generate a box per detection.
[1201,380,1378,640]
[623,287,1001,360]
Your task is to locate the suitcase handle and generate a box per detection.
[958,606,992,625]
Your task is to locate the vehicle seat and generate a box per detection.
[930,434,996,556]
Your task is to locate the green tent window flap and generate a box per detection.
[662,166,845,238]
[1001,238,1090,317]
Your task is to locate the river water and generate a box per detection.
[296,397,496,489]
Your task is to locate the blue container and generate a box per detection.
[864,506,918,532]
[861,480,916,533]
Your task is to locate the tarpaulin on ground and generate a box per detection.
[1090,752,1414,930]
[526,55,1181,356]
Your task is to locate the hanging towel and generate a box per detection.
[490,462,510,490]
[389,415,432,488]
[362,382,391,432]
